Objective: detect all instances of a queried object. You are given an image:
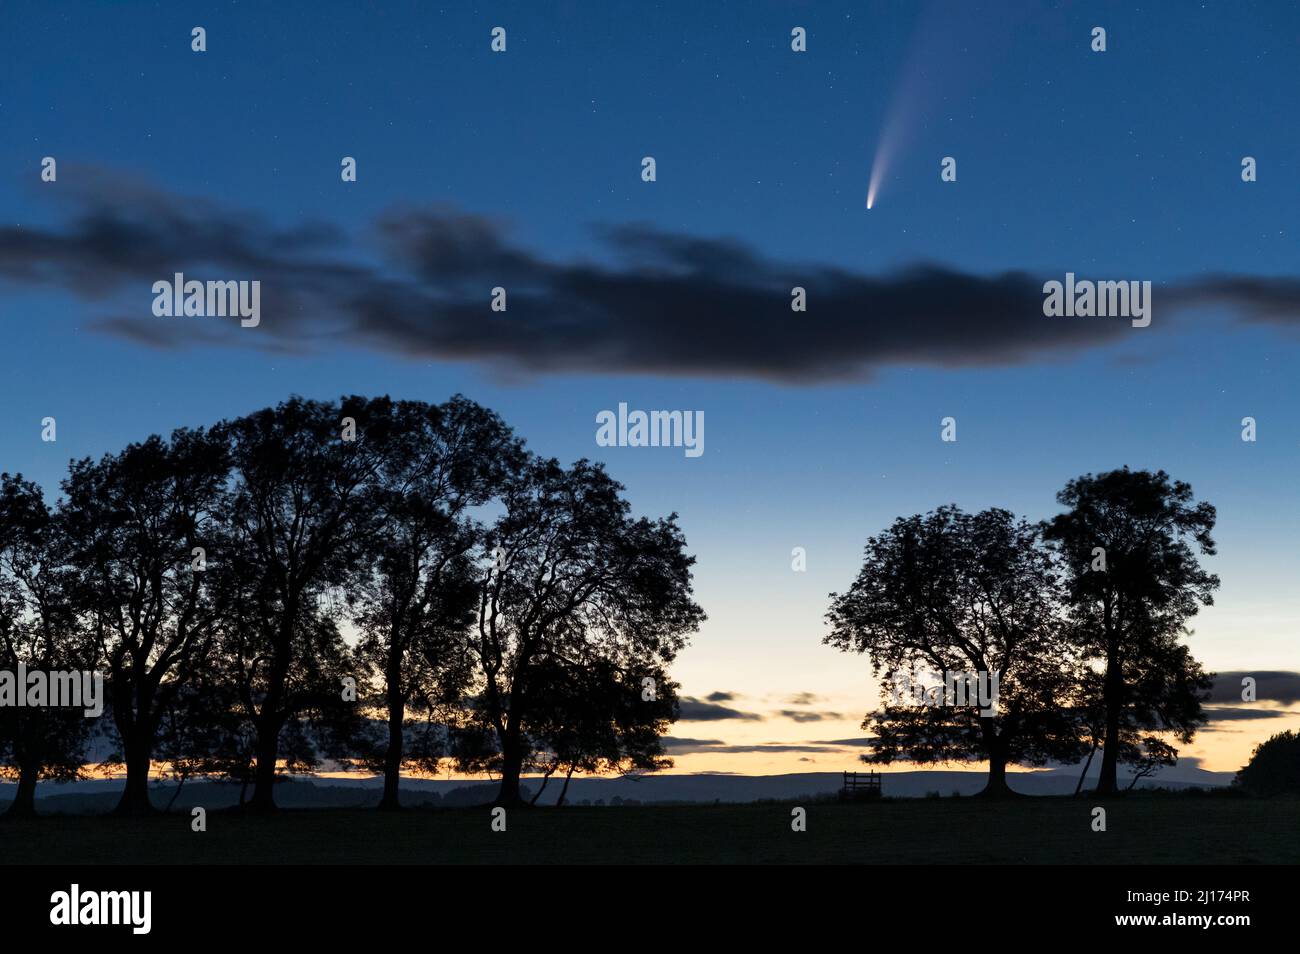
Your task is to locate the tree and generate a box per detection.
[152,664,257,810]
[214,396,387,811]
[1123,736,1177,791]
[471,457,703,806]
[1072,648,1207,794]
[0,474,93,817]
[353,397,523,810]
[1234,730,1300,796]
[459,659,680,806]
[1043,468,1218,795]
[826,507,1086,796]
[59,430,230,815]
[539,662,679,807]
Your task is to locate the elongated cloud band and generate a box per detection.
[3,170,1298,384]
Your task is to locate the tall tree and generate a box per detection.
[354,397,523,809]
[1043,468,1218,795]
[826,507,1086,796]
[0,474,92,817]
[472,457,703,806]
[60,429,230,815]
[215,395,387,811]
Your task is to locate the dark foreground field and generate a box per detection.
[1,796,1296,864]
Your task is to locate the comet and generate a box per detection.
[865,134,895,211]
[863,2,974,211]
[863,48,916,212]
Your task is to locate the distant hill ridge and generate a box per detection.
[0,765,1234,813]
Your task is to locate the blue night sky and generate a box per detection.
[1,1,1298,774]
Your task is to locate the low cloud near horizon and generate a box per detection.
[663,737,852,755]
[677,697,764,722]
[5,168,1300,384]
[1208,671,1300,705]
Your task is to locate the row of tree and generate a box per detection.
[826,467,1220,796]
[0,395,705,815]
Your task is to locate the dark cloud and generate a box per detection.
[8,169,1299,383]
[786,692,823,706]
[1208,671,1300,705]
[704,690,738,703]
[660,737,726,752]
[1168,277,1300,327]
[677,697,764,722]
[777,709,846,723]
[1201,706,1298,723]
[661,737,852,755]
[811,737,877,747]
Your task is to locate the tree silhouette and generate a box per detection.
[352,396,523,810]
[1043,468,1217,795]
[457,659,680,806]
[1234,730,1300,796]
[827,507,1086,796]
[1123,736,1177,791]
[214,396,387,811]
[0,395,702,813]
[538,662,679,807]
[471,457,703,806]
[0,474,93,817]
[153,664,258,809]
[59,430,229,815]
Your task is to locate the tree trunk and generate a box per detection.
[1074,741,1098,796]
[977,752,1015,797]
[378,681,405,811]
[4,763,39,818]
[529,769,554,806]
[113,733,156,816]
[248,601,296,812]
[165,775,188,813]
[1096,642,1122,795]
[495,740,526,807]
[248,719,282,812]
[557,767,575,807]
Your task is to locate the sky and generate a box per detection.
[1,0,1299,779]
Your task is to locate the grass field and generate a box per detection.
[1,795,1296,864]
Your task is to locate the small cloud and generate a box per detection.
[661,737,845,755]
[661,737,726,754]
[1202,706,1297,723]
[678,697,764,722]
[777,709,846,723]
[714,743,843,754]
[811,737,877,747]
[786,692,823,706]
